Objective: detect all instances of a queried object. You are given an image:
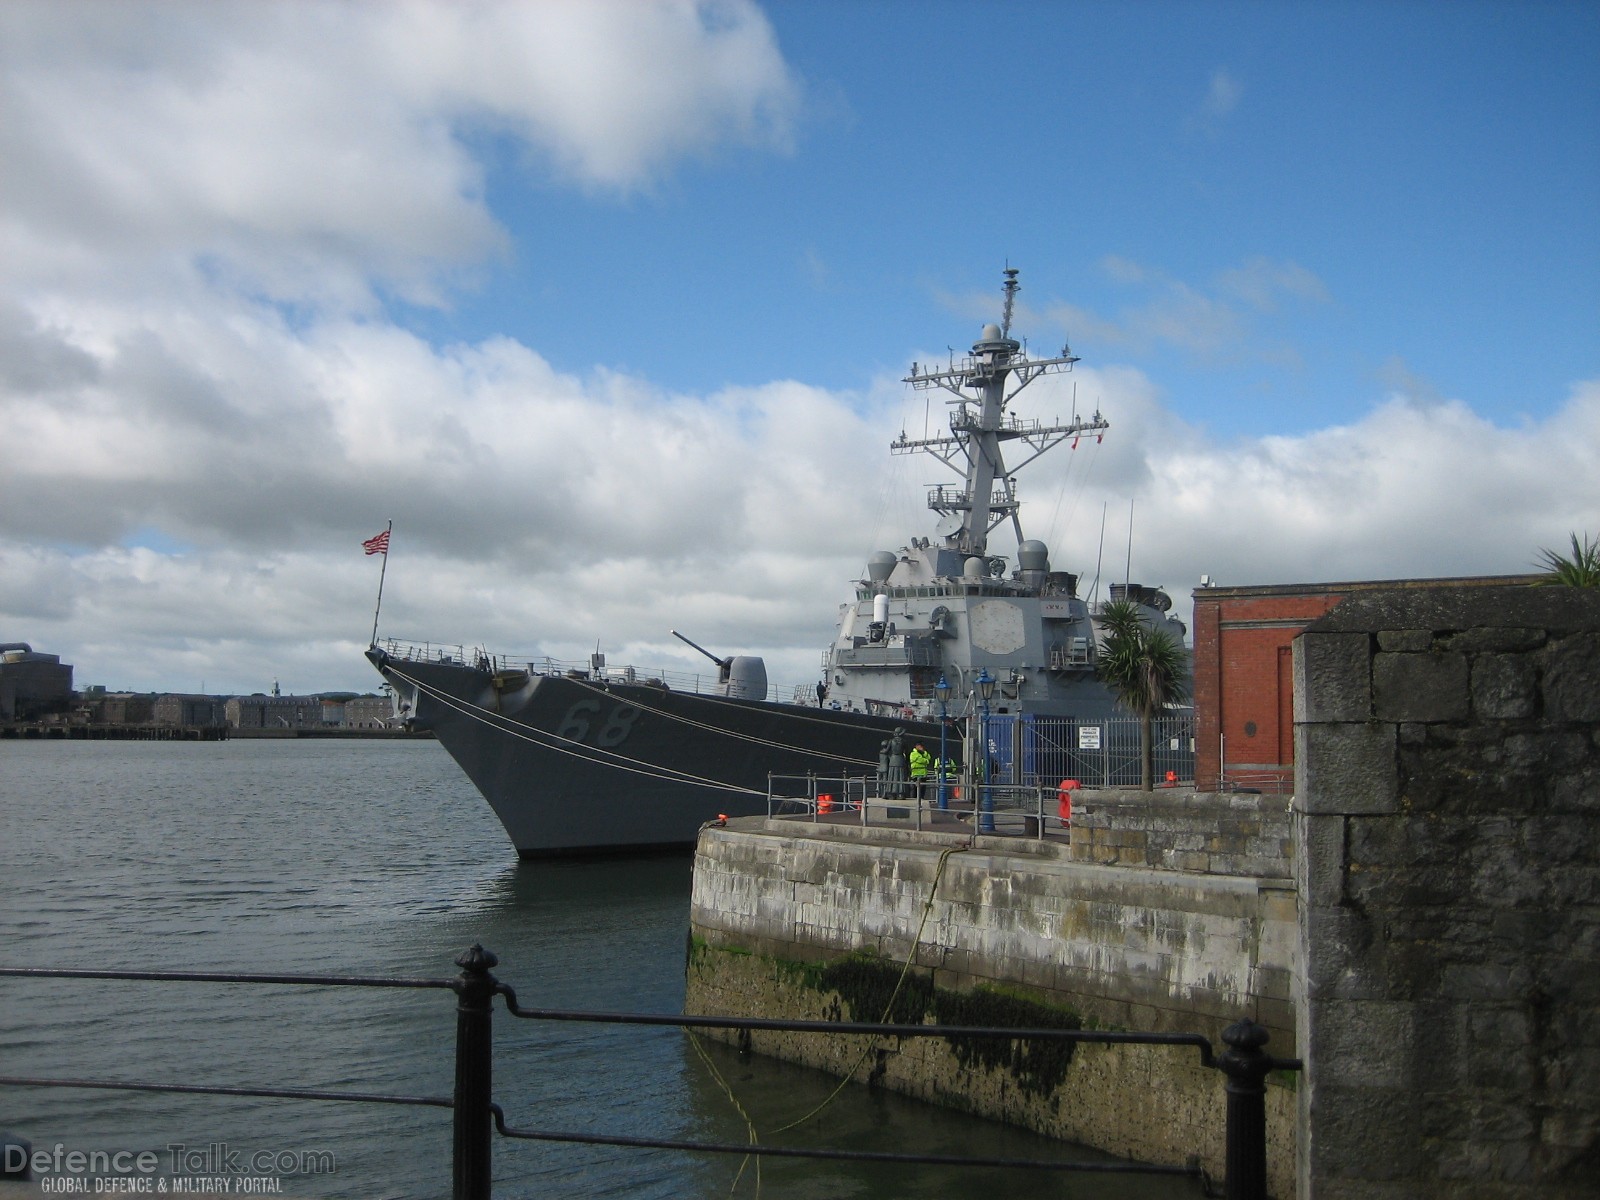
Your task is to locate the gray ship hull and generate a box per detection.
[368,647,937,856]
[364,269,1193,852]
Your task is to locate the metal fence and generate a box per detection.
[1,947,1298,1200]
[765,712,1197,836]
[982,712,1196,789]
[767,773,1062,837]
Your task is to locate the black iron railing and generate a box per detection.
[1,946,1300,1199]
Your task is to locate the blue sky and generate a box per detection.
[1,1,1596,694]
[418,1,1599,432]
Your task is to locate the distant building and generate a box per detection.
[344,696,395,730]
[225,694,331,731]
[82,693,156,725]
[1191,574,1542,791]
[153,694,228,728]
[0,643,74,721]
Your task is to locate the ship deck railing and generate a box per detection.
[374,639,816,706]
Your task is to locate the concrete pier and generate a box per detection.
[686,801,1298,1197]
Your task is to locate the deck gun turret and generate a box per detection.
[671,630,769,701]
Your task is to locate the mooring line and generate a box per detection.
[388,664,767,795]
[768,843,966,1135]
[691,840,969,1197]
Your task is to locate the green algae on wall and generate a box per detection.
[820,952,1087,1099]
[695,941,1088,1101]
[685,932,1297,1200]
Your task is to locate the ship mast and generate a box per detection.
[894,269,1107,558]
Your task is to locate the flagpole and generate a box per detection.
[369,520,393,647]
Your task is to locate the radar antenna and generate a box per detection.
[896,267,1099,556]
[1000,266,1020,338]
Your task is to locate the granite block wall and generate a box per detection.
[1293,585,1600,1199]
[1069,789,1293,879]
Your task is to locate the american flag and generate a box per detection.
[362,530,391,556]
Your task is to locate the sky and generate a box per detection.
[2,0,1597,697]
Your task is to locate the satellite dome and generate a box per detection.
[866,551,897,583]
[1017,540,1049,572]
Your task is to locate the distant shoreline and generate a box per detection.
[0,724,433,742]
[230,727,434,740]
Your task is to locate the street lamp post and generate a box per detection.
[935,675,951,810]
[975,668,996,832]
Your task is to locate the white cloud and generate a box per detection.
[1184,67,1242,134]
[1044,255,1329,364]
[0,0,801,308]
[0,297,900,691]
[1204,69,1242,120]
[1079,377,1600,615]
[407,0,802,189]
[1216,256,1330,311]
[0,0,812,692]
[2,3,1594,704]
[5,329,1596,694]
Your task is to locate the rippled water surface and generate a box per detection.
[0,739,1198,1198]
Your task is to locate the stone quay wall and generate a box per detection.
[686,818,1297,1196]
[1293,585,1600,1198]
[1069,788,1293,879]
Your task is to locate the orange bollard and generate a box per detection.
[817,793,834,814]
[1058,778,1080,825]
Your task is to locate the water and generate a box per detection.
[0,739,1199,1198]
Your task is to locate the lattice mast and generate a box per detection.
[894,269,1107,558]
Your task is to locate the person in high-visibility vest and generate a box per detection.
[908,743,932,798]
[934,761,960,809]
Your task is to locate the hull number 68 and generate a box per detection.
[555,699,642,748]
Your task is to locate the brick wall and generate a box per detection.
[1194,586,1343,791]
[1194,576,1540,792]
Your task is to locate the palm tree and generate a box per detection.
[1535,531,1600,587]
[1095,598,1192,790]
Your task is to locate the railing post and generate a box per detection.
[452,944,499,1200]
[1216,1017,1272,1200]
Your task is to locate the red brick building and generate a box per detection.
[1191,575,1540,791]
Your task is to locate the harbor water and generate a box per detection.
[0,739,1200,1198]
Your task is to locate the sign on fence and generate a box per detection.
[1078,725,1102,750]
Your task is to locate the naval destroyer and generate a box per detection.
[368,269,1188,856]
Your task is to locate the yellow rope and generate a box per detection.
[768,843,964,1134]
[695,841,967,1194]
[686,1030,761,1196]
[690,838,968,1196]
